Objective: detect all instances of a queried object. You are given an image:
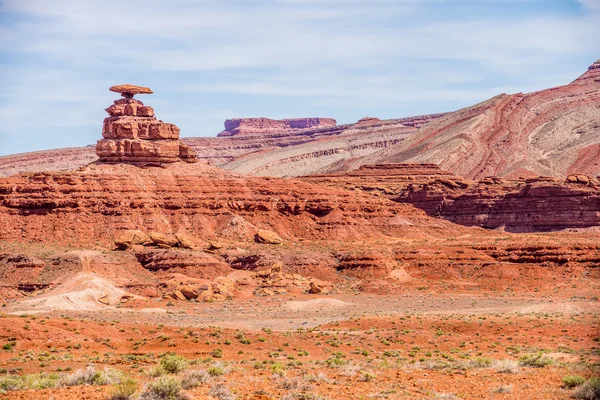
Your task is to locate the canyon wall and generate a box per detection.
[395,175,600,232]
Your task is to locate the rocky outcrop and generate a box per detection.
[96,84,197,165]
[301,163,459,196]
[218,117,337,137]
[395,175,600,232]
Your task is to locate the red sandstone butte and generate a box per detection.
[217,117,338,137]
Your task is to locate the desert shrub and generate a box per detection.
[181,369,211,389]
[24,372,62,390]
[1,370,112,393]
[493,385,512,393]
[109,377,138,400]
[572,378,600,400]
[212,348,223,358]
[518,353,553,368]
[0,375,25,392]
[62,367,124,386]
[434,394,458,399]
[470,356,493,368]
[208,383,236,400]
[358,370,376,382]
[149,365,166,377]
[271,363,286,376]
[208,365,225,377]
[278,377,313,391]
[282,395,329,400]
[493,359,520,374]
[563,375,586,389]
[159,354,188,374]
[140,375,183,400]
[324,355,347,368]
[339,364,361,377]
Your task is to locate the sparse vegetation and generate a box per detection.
[563,375,586,389]
[572,378,600,400]
[140,375,183,400]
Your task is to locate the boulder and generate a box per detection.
[255,229,283,244]
[109,84,153,97]
[175,233,197,249]
[179,285,198,300]
[170,290,187,301]
[148,232,179,248]
[308,279,332,295]
[114,230,151,249]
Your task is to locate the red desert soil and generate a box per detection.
[0,291,598,400]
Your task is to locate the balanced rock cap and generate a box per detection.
[109,84,153,98]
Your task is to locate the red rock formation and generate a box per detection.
[359,59,600,180]
[356,117,381,125]
[218,117,337,137]
[0,162,456,247]
[301,163,459,195]
[395,175,600,231]
[96,85,197,165]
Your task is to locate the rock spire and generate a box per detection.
[96,84,197,165]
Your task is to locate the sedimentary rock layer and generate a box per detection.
[218,117,337,136]
[359,59,600,179]
[395,175,600,232]
[0,163,455,247]
[96,90,197,165]
[301,163,459,195]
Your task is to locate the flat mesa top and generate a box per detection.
[109,84,153,96]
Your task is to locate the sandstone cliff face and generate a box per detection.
[395,175,600,232]
[301,163,459,196]
[219,117,337,136]
[0,163,454,247]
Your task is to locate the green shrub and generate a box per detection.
[142,375,182,400]
[0,375,25,392]
[563,375,586,389]
[159,354,188,374]
[471,356,493,368]
[212,348,223,358]
[207,366,225,377]
[518,353,553,368]
[2,342,15,351]
[271,363,285,375]
[109,377,138,400]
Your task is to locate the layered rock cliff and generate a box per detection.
[218,117,337,136]
[301,163,459,196]
[395,175,600,232]
[0,162,454,247]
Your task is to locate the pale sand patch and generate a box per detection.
[280,298,352,312]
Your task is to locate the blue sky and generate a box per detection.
[0,0,599,156]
